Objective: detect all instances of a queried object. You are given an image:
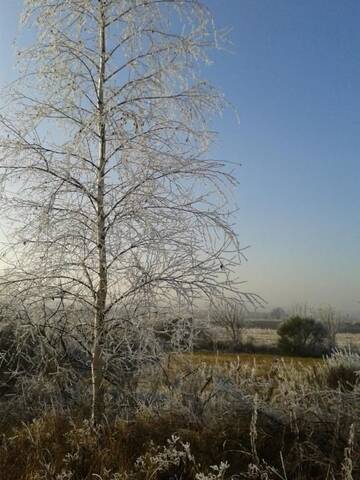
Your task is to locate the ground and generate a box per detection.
[178,351,323,375]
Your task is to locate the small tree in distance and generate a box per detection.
[270,307,287,320]
[211,301,247,346]
[317,305,340,350]
[0,0,258,424]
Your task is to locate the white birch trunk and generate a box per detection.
[91,0,107,425]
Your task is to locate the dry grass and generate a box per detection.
[177,351,323,375]
[1,320,360,480]
[1,351,359,480]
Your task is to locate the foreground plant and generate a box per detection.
[0,349,359,479]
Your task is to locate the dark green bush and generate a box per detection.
[277,316,329,356]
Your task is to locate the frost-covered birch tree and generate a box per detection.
[0,0,256,423]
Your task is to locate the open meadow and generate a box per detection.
[176,351,324,376]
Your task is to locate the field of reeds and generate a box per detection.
[1,343,359,480]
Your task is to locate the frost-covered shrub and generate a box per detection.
[133,435,229,480]
[324,348,360,390]
[0,323,17,395]
[135,434,196,479]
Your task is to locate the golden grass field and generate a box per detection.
[188,351,322,366]
[175,351,324,377]
[172,328,360,376]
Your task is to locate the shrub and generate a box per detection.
[324,348,360,390]
[277,316,329,356]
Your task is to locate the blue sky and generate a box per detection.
[0,1,359,314]
[205,0,360,314]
